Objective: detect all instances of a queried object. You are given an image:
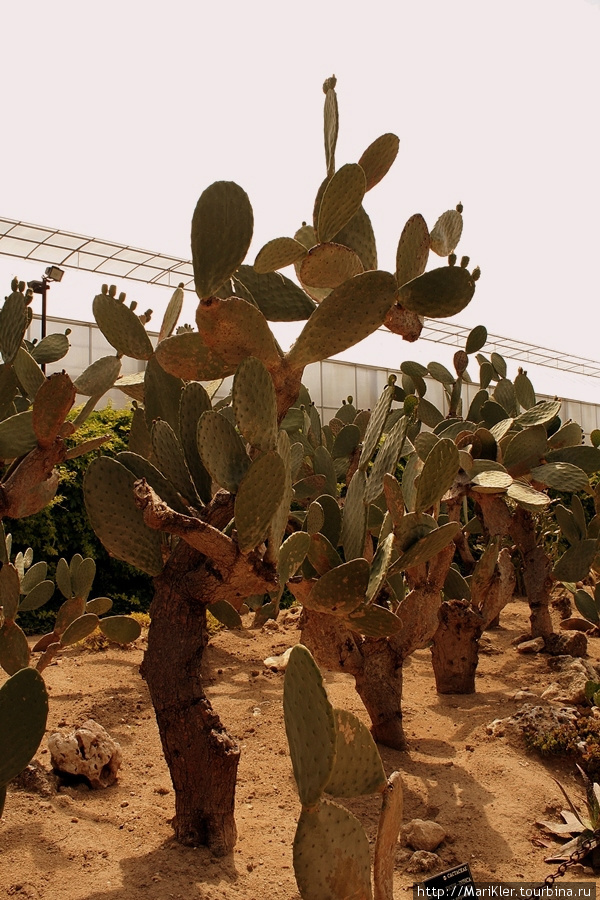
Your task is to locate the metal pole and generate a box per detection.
[41,278,48,340]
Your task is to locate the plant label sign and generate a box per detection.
[417,863,476,898]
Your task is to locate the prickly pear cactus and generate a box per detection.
[0,666,49,815]
[284,644,401,900]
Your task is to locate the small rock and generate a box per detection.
[48,720,122,788]
[541,683,563,701]
[263,647,293,671]
[544,632,587,658]
[517,637,545,653]
[406,850,442,874]
[402,819,446,852]
[513,690,537,701]
[262,619,280,632]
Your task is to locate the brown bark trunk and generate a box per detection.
[431,600,483,694]
[509,507,554,639]
[141,542,239,855]
[354,641,406,749]
[475,495,554,641]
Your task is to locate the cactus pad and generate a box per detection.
[32,373,76,448]
[398,265,475,318]
[151,420,198,507]
[299,243,364,290]
[191,181,254,298]
[196,296,282,369]
[358,133,400,191]
[235,265,317,321]
[0,621,30,674]
[530,462,589,493]
[395,214,430,287]
[155,332,234,381]
[197,410,250,493]
[284,644,336,807]
[234,451,286,552]
[326,708,386,797]
[178,382,213,504]
[340,470,368,561]
[84,457,164,575]
[553,540,599,583]
[0,666,48,792]
[288,271,396,370]
[254,237,307,274]
[545,446,600,476]
[318,164,366,244]
[506,480,551,511]
[158,285,184,342]
[93,291,154,360]
[99,615,142,644]
[305,558,369,616]
[293,800,373,900]
[74,355,121,397]
[13,348,45,400]
[60,613,100,646]
[430,208,463,256]
[0,291,29,364]
[30,332,70,366]
[278,531,311,584]
[415,439,460,512]
[232,357,278,452]
[333,205,378,271]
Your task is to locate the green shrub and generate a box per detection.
[9,404,154,633]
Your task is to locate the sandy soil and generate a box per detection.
[2,598,600,900]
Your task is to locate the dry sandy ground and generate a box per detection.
[2,599,600,900]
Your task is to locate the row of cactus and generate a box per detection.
[0,537,141,677]
[284,644,402,900]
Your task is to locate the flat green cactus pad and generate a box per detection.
[506,480,551,511]
[358,132,399,191]
[0,666,48,789]
[60,613,100,647]
[196,296,282,370]
[395,522,460,571]
[207,600,243,630]
[366,533,395,603]
[0,410,37,460]
[548,422,583,450]
[546,446,600,476]
[232,357,278,452]
[340,470,368,561]
[151,420,198,507]
[333,205,378,272]
[0,621,30,675]
[235,266,317,321]
[287,271,397,371]
[308,533,343,575]
[284,645,336,807]
[317,164,366,244]
[155,332,234,381]
[13,348,44,400]
[344,602,404,638]
[415,439,460,512]
[553,540,599,583]
[395,215,430,288]
[158,286,184,342]
[325,708,386,798]
[86,596,112,616]
[74,355,121,397]
[93,292,154,360]
[99,615,142,644]
[398,265,475,318]
[30,332,70,366]
[84,457,164,576]
[179,382,213,505]
[293,800,373,900]
[470,469,513,493]
[514,399,561,428]
[278,531,311,584]
[503,425,547,476]
[530,462,589,493]
[0,291,29,364]
[197,410,250,493]
[430,208,463,256]
[144,356,184,434]
[254,237,307,274]
[365,416,409,506]
[359,383,396,469]
[299,243,363,290]
[117,451,189,515]
[305,558,369,616]
[234,451,286,552]
[465,324,487,355]
[0,563,22,620]
[192,181,253,299]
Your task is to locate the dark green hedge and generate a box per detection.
[10,404,154,633]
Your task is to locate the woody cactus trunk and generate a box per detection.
[82,77,481,852]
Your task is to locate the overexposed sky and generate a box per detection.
[1,0,599,399]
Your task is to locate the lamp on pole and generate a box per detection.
[27,265,64,341]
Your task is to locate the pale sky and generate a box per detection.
[1,0,599,400]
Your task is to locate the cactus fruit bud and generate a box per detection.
[388,374,397,386]
[456,202,463,213]
[448,253,457,267]
[129,301,138,311]
[404,395,418,417]
[178,282,184,289]
[472,266,481,281]
[347,396,353,404]
[101,284,108,294]
[65,328,72,336]
[460,256,470,268]
[10,277,18,291]
[323,75,337,92]
[108,285,117,298]
[18,281,25,293]
[118,292,126,302]
[25,289,33,304]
